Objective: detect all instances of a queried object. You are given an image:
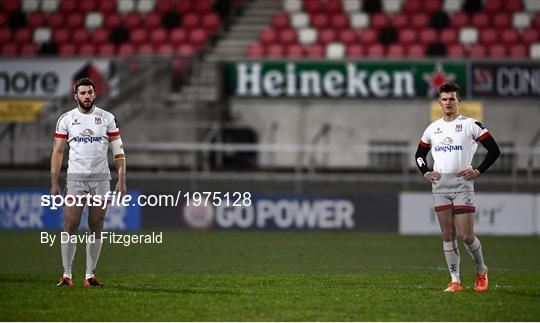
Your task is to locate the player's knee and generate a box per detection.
[461,233,475,245]
[441,229,454,241]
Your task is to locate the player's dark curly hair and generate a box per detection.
[438,82,460,98]
[74,78,95,93]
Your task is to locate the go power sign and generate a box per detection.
[225,61,467,98]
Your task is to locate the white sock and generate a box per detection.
[464,236,487,275]
[443,240,460,283]
[60,235,77,279]
[85,238,102,280]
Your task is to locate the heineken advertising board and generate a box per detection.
[225,61,467,98]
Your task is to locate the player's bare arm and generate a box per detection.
[51,136,66,195]
[109,135,126,196]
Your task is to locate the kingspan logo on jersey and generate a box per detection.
[73,129,102,143]
[434,137,463,152]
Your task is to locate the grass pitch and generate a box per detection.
[0,231,538,321]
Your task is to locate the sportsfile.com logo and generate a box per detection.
[434,137,463,153]
[72,129,102,143]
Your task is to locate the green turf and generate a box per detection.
[0,231,538,321]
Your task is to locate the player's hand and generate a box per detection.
[115,181,127,196]
[424,171,441,184]
[51,182,61,196]
[457,167,480,180]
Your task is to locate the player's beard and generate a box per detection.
[78,98,95,112]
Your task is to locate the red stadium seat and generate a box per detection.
[3,0,20,13]
[137,44,154,55]
[98,0,116,14]
[13,28,31,45]
[202,13,220,35]
[387,44,405,57]
[79,44,96,56]
[156,0,174,13]
[392,13,409,29]
[403,0,421,13]
[118,43,135,56]
[338,29,357,45]
[509,44,527,58]
[447,44,465,57]
[331,13,349,30]
[272,12,290,30]
[505,0,523,12]
[305,43,324,58]
[493,13,511,28]
[169,28,187,45]
[366,44,385,57]
[452,12,469,29]
[286,44,304,58]
[280,28,297,45]
[359,28,378,44]
[425,0,441,12]
[419,29,437,44]
[145,13,162,29]
[346,44,364,58]
[371,13,389,29]
[440,29,457,43]
[105,13,122,29]
[472,13,489,28]
[479,28,498,45]
[533,13,540,29]
[72,29,90,44]
[52,28,70,44]
[410,13,429,29]
[488,44,507,57]
[150,29,168,47]
[246,43,265,58]
[175,0,192,13]
[92,28,109,45]
[0,14,6,27]
[468,44,486,57]
[48,13,65,29]
[177,44,195,57]
[59,0,78,14]
[484,0,502,13]
[311,13,329,29]
[124,13,142,29]
[407,44,425,57]
[189,28,208,49]
[157,44,175,54]
[80,0,97,12]
[325,0,342,13]
[20,43,37,56]
[266,44,285,58]
[28,12,46,28]
[521,28,539,44]
[304,0,322,14]
[260,28,277,45]
[130,28,148,45]
[318,29,337,44]
[1,43,18,55]
[59,44,76,56]
[183,13,199,30]
[399,28,417,45]
[97,43,116,56]
[66,14,85,29]
[501,28,519,44]
[194,0,212,13]
[0,28,12,43]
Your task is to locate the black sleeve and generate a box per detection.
[414,144,431,175]
[476,135,500,174]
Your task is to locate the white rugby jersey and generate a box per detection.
[54,106,120,181]
[419,115,490,174]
